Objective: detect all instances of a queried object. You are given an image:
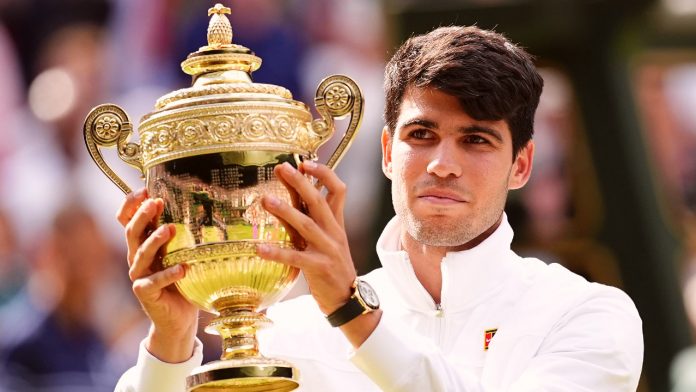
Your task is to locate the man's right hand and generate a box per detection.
[116,188,199,363]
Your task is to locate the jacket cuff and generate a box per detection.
[134,337,203,391]
[350,318,425,388]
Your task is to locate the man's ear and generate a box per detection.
[381,126,393,179]
[508,141,534,190]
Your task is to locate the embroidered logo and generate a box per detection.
[484,328,497,351]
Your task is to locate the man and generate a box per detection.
[115,26,643,391]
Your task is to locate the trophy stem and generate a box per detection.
[207,308,273,360]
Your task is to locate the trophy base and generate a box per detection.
[187,357,299,392]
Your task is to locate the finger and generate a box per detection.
[274,163,338,232]
[129,223,174,281]
[125,199,160,265]
[116,188,148,226]
[132,264,185,303]
[301,161,346,227]
[261,194,335,250]
[256,243,320,269]
[271,213,306,250]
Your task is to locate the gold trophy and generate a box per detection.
[83,4,363,391]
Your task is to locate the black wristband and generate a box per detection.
[326,298,368,327]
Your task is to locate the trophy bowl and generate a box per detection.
[83,4,363,391]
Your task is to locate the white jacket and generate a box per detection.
[116,215,644,391]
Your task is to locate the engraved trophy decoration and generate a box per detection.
[83,4,363,391]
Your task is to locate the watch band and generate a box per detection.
[326,297,368,327]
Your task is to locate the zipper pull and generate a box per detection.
[435,303,444,318]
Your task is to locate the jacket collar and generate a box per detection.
[375,213,518,314]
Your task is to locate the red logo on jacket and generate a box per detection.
[484,329,497,351]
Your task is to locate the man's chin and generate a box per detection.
[406,217,477,247]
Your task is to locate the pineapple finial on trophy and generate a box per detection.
[207,3,232,47]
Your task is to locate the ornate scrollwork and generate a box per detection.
[178,119,209,147]
[138,110,315,167]
[156,125,176,148]
[275,115,295,140]
[83,104,143,194]
[102,76,362,172]
[243,114,271,140]
[313,75,364,169]
[311,119,330,138]
[325,83,352,113]
[93,114,121,144]
[210,114,243,141]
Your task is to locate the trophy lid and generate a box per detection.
[153,3,295,111]
[135,3,321,169]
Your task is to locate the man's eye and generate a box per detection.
[465,135,488,144]
[410,129,432,139]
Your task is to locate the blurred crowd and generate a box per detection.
[0,0,696,391]
[0,0,387,390]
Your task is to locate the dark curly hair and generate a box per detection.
[384,26,544,158]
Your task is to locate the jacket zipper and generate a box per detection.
[435,303,445,347]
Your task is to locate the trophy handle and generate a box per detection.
[83,104,143,194]
[312,75,364,170]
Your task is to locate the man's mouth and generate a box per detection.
[417,188,466,204]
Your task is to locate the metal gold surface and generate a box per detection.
[83,3,363,391]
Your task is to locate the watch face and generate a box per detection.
[357,280,379,309]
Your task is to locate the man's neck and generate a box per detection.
[400,217,503,305]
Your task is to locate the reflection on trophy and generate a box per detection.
[83,4,363,391]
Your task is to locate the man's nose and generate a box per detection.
[426,143,462,178]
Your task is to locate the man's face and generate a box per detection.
[382,86,533,247]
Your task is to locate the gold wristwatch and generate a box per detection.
[326,278,380,327]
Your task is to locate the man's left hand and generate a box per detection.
[257,161,357,316]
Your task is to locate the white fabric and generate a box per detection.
[115,214,643,391]
[115,339,203,392]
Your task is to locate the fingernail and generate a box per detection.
[157,225,170,238]
[282,162,295,173]
[257,244,270,254]
[265,195,280,207]
[171,264,183,275]
[303,160,317,170]
[134,188,147,197]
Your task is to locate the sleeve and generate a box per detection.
[350,319,481,391]
[350,287,643,392]
[114,338,204,392]
[504,287,644,391]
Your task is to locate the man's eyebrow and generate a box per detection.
[400,118,439,129]
[460,125,504,143]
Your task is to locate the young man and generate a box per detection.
[116,26,643,391]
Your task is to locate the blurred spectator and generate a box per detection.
[662,64,696,212]
[634,60,696,392]
[509,68,624,287]
[0,22,22,182]
[0,23,138,250]
[106,0,182,128]
[636,64,693,213]
[107,0,178,94]
[0,203,140,391]
[670,215,696,392]
[0,0,110,87]
[517,68,573,246]
[0,210,24,308]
